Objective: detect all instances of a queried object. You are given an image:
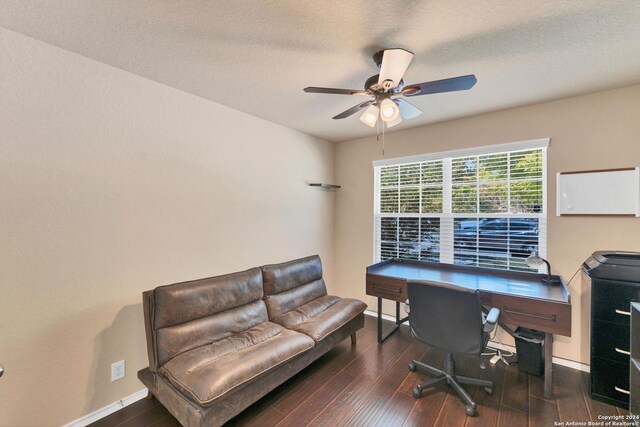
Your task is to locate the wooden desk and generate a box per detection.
[366,259,572,398]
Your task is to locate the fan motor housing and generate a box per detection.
[365,74,404,93]
[364,74,379,92]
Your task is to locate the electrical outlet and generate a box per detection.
[111,360,125,382]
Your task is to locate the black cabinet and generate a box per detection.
[590,279,637,408]
[584,252,640,409]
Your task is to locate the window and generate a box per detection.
[373,139,547,272]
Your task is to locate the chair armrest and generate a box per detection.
[483,307,500,333]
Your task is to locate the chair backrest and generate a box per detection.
[407,280,484,356]
[260,255,327,320]
[143,267,267,371]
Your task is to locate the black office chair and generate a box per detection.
[406,280,500,417]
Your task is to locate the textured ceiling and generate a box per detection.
[2,1,640,142]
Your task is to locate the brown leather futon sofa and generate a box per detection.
[137,255,367,427]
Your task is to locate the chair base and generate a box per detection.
[409,353,493,417]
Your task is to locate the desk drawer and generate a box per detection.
[366,274,406,302]
[490,293,571,336]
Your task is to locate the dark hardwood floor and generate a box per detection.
[91,316,626,427]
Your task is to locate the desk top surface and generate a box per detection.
[367,259,569,303]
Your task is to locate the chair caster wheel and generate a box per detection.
[484,386,494,395]
[465,405,477,417]
[408,362,417,372]
[412,387,423,398]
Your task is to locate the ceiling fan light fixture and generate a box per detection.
[379,98,399,122]
[386,114,403,128]
[359,105,379,127]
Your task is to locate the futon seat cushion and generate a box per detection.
[273,295,368,342]
[159,321,314,406]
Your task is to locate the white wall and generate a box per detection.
[0,28,335,426]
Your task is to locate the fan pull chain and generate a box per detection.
[374,112,385,156]
[382,121,385,156]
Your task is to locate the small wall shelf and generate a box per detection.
[309,183,341,190]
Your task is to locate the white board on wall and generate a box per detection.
[556,168,640,216]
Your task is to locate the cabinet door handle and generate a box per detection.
[615,309,631,316]
[615,347,631,356]
[0,365,3,378]
[503,306,556,322]
[614,386,630,395]
[372,285,401,294]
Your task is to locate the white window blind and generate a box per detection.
[373,140,547,272]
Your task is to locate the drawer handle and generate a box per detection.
[614,386,630,395]
[503,306,556,322]
[615,309,631,316]
[372,285,401,294]
[615,347,631,356]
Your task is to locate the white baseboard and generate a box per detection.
[364,309,398,323]
[62,388,148,427]
[551,356,590,372]
[364,310,590,373]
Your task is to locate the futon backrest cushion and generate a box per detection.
[143,267,267,371]
[260,255,327,320]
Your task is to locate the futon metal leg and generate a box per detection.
[544,332,554,398]
[351,332,357,345]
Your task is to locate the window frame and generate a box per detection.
[373,138,548,272]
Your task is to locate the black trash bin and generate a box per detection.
[515,327,545,376]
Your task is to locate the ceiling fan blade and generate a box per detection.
[304,87,370,96]
[402,75,477,97]
[332,100,374,120]
[378,48,414,89]
[395,98,422,119]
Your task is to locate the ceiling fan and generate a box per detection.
[304,48,477,128]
